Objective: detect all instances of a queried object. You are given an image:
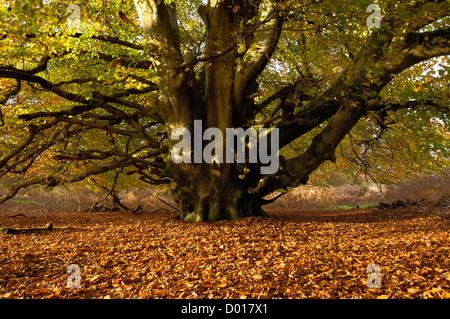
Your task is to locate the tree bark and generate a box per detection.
[169,162,267,222]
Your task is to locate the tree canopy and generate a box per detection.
[0,0,449,221]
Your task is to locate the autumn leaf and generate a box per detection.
[1,203,449,299]
[118,11,130,24]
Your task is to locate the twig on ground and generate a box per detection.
[7,213,27,218]
[155,196,178,211]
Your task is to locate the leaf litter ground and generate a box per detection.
[0,202,449,299]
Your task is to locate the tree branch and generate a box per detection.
[373,29,450,87]
[367,99,449,115]
[0,70,87,103]
[0,120,59,170]
[17,32,144,50]
[1,55,50,75]
[0,160,135,205]
[254,101,364,196]
[234,0,283,114]
[274,2,449,151]
[95,52,151,69]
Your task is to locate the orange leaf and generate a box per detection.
[155,289,167,297]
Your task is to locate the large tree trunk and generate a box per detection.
[134,0,281,221]
[169,162,266,222]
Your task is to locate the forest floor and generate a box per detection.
[0,201,449,299]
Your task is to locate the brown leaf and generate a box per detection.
[118,11,130,24]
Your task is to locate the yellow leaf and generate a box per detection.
[237,43,246,54]
[440,291,450,298]
[376,295,390,299]
[407,288,419,294]
[252,274,262,280]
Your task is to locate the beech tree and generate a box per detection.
[0,0,449,221]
